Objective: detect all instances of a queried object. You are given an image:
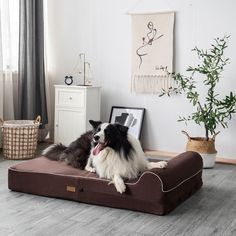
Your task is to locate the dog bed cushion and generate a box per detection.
[8,151,203,215]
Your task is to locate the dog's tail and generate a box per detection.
[42,143,67,161]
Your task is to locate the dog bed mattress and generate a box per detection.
[8,151,203,215]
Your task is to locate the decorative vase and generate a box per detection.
[182,131,217,168]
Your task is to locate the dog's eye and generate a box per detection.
[97,128,101,132]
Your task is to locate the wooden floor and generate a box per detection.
[1,144,236,236]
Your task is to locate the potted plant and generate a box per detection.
[160,36,236,168]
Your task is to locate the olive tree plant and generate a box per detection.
[160,36,236,140]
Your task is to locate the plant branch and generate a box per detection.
[159,35,236,139]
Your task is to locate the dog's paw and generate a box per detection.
[85,166,96,173]
[113,175,126,194]
[156,161,168,169]
[148,161,168,170]
[115,181,126,194]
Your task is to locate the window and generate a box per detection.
[0,0,19,71]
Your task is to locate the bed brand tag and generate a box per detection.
[66,185,76,192]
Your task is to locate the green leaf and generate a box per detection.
[158,35,235,138]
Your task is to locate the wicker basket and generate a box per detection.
[0,116,41,160]
[182,130,217,168]
[182,130,217,154]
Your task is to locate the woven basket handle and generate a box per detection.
[0,117,4,126]
[182,130,191,141]
[35,115,41,124]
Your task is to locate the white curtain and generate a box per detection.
[0,16,3,119]
[0,0,19,121]
[0,0,18,147]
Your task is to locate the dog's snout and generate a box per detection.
[94,135,100,141]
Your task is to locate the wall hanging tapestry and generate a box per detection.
[131,12,175,93]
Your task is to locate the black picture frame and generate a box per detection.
[109,106,145,139]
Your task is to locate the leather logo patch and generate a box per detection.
[66,186,76,192]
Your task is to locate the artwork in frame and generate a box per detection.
[109,106,145,139]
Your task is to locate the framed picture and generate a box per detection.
[109,106,145,139]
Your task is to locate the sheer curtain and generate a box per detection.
[0,0,18,147]
[0,0,19,120]
[0,18,3,119]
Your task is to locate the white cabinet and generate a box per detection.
[54,85,101,145]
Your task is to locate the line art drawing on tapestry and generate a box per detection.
[136,21,164,68]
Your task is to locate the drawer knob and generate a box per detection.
[56,124,59,127]
[69,97,72,100]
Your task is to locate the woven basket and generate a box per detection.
[0,116,41,160]
[182,130,217,168]
[182,130,217,154]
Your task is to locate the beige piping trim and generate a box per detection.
[126,169,202,193]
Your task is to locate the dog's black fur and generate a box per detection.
[43,120,102,169]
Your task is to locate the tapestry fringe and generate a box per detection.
[132,74,172,93]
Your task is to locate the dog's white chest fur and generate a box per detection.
[91,146,143,180]
[85,131,167,194]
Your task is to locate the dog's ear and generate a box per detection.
[115,123,129,135]
[89,120,102,129]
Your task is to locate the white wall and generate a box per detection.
[46,0,236,159]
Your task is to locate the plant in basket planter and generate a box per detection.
[160,36,236,168]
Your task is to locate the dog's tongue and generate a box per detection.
[93,143,103,156]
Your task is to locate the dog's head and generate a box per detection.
[89,120,129,155]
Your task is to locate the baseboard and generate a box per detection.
[215,157,236,165]
[144,150,236,165]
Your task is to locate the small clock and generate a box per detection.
[64,76,73,85]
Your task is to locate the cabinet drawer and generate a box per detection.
[56,89,85,107]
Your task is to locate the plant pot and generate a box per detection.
[182,131,217,168]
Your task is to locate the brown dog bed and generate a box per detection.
[8,151,203,215]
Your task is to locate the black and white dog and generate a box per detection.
[43,120,167,193]
[85,121,167,193]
